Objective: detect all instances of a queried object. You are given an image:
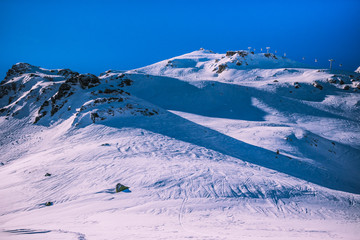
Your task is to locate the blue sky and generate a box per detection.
[0,0,359,78]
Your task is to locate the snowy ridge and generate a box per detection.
[1,50,360,239]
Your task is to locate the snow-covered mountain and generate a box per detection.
[1,50,360,239]
[355,66,360,73]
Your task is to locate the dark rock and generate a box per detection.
[118,79,133,88]
[91,112,99,123]
[8,96,13,104]
[51,105,60,116]
[0,82,18,99]
[226,51,237,57]
[264,53,278,59]
[104,88,118,94]
[78,74,100,89]
[313,82,323,90]
[45,173,51,177]
[34,100,51,123]
[116,183,129,192]
[339,79,345,85]
[43,76,54,81]
[237,51,248,57]
[327,77,336,83]
[216,64,227,74]
[343,85,350,90]
[44,202,53,206]
[57,83,72,99]
[65,75,79,84]
[58,69,79,78]
[3,63,33,83]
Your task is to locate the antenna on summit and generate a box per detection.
[329,59,334,70]
[266,47,270,53]
[248,47,252,53]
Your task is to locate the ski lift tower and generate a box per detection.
[266,47,270,54]
[248,47,252,53]
[329,59,334,70]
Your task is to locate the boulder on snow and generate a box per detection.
[116,183,129,193]
[312,82,323,90]
[327,77,337,84]
[44,201,53,206]
[294,82,300,88]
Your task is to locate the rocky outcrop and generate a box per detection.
[216,64,227,74]
[264,53,278,59]
[3,63,33,83]
[66,73,100,89]
[226,50,248,58]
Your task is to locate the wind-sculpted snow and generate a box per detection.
[1,50,360,239]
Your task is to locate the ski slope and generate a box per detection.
[0,50,360,239]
